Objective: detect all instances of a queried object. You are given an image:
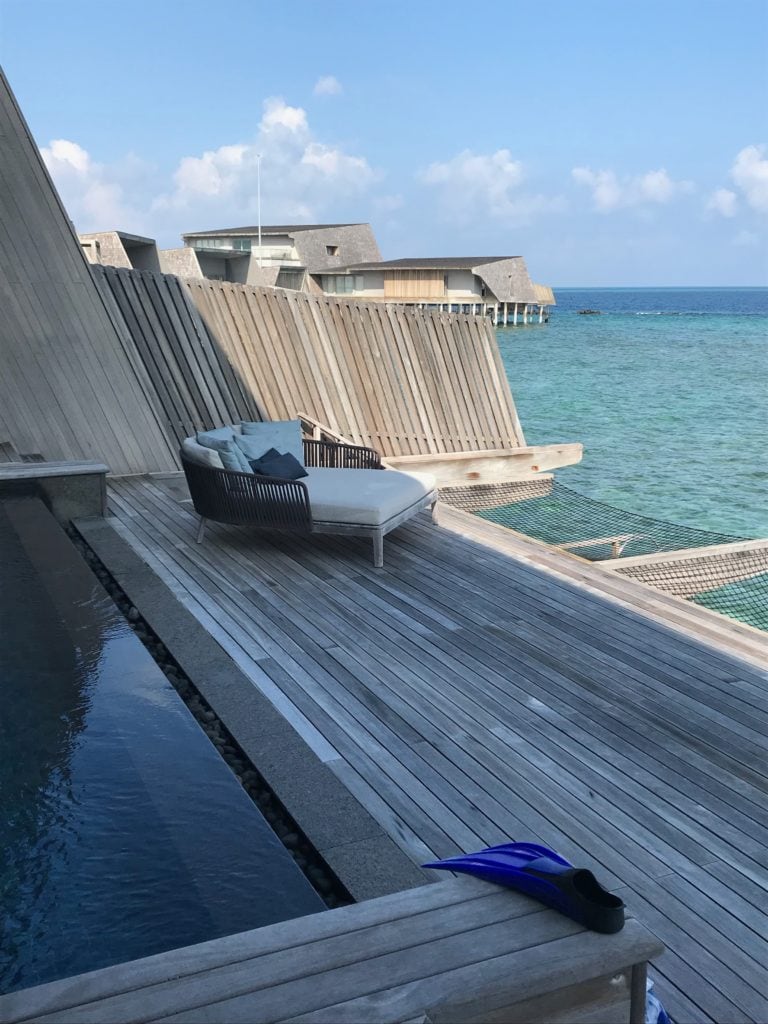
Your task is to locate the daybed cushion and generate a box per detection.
[240,420,304,464]
[303,467,436,526]
[181,437,224,470]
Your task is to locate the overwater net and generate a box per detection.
[439,478,768,632]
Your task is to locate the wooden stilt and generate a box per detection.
[513,302,518,326]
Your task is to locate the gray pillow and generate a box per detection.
[197,432,252,474]
[181,438,224,470]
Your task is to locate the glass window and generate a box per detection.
[321,275,363,294]
[326,245,339,256]
[232,238,252,251]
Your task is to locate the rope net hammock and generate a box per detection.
[439,478,768,633]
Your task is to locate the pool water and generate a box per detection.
[0,497,324,995]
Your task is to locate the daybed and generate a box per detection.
[180,421,437,567]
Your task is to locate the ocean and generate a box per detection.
[496,287,768,539]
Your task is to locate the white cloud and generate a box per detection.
[301,142,373,181]
[313,75,342,96]
[707,188,738,217]
[730,144,768,213]
[41,138,143,230]
[421,149,564,225]
[260,97,308,133]
[42,97,378,243]
[152,96,376,226]
[572,165,693,212]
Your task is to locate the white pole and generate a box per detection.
[256,153,263,268]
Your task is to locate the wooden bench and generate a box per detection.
[0,876,662,1023]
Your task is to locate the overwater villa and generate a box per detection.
[81,224,555,325]
[318,256,554,324]
[2,65,768,1024]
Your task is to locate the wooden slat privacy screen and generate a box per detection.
[383,270,445,299]
[180,277,525,455]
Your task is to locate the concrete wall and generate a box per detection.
[245,264,281,288]
[125,242,161,273]
[158,248,204,278]
[79,231,132,269]
[293,225,381,273]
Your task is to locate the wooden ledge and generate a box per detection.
[0,877,662,1024]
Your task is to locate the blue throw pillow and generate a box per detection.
[197,426,235,446]
[240,420,304,465]
[249,447,280,474]
[253,452,308,480]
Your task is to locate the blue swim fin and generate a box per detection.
[423,842,625,934]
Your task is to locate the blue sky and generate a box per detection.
[2,0,767,285]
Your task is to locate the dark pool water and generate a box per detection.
[0,497,324,995]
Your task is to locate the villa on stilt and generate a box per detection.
[316,256,555,324]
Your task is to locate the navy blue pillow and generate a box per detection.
[249,447,281,474]
[251,452,308,480]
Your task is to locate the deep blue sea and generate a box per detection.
[496,288,768,538]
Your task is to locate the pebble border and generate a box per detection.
[67,527,353,911]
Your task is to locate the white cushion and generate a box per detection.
[182,437,224,470]
[304,467,436,526]
[240,420,304,464]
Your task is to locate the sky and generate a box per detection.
[1,0,767,286]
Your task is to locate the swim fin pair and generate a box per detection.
[423,842,625,934]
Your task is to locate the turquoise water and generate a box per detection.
[497,288,768,538]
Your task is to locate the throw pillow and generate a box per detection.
[254,452,308,480]
[197,426,235,446]
[240,420,304,464]
[197,432,252,474]
[235,434,282,462]
[248,447,281,474]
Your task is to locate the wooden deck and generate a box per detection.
[106,475,768,1024]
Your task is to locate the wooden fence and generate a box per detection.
[98,270,527,460]
[0,70,177,475]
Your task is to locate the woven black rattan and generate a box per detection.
[181,438,382,535]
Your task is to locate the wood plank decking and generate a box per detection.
[106,475,768,1024]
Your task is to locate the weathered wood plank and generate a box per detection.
[98,475,768,1023]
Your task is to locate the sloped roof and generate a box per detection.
[337,257,518,272]
[183,224,365,238]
